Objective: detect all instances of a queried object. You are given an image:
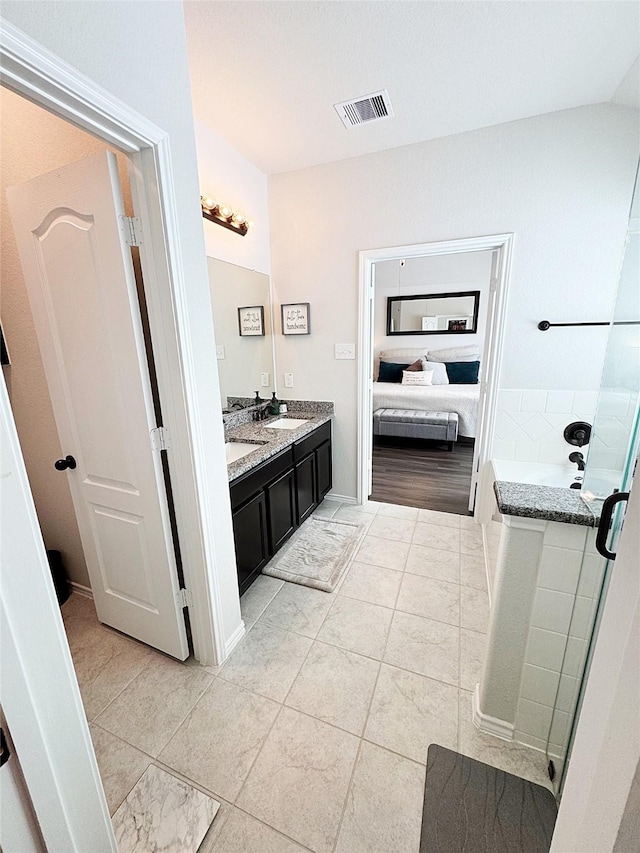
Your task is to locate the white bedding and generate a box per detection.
[372,382,480,438]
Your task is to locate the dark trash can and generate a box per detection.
[46,549,71,605]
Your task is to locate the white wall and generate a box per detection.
[1,0,242,654]
[195,120,271,276]
[0,86,134,589]
[373,251,491,368]
[269,103,639,498]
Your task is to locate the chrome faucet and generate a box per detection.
[569,451,586,472]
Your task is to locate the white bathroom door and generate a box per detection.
[7,152,189,659]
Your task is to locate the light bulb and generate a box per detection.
[246,220,255,229]
[202,196,216,210]
[217,204,232,219]
[232,211,245,225]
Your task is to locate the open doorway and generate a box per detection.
[0,85,189,657]
[357,234,513,515]
[369,251,493,514]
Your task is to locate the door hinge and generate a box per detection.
[177,587,192,609]
[150,426,171,452]
[120,215,143,247]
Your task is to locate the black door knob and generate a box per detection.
[54,455,77,471]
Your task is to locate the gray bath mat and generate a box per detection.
[262,516,366,592]
[420,744,557,853]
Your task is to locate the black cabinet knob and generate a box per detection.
[54,455,77,471]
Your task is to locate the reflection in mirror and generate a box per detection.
[207,257,274,411]
[387,290,480,335]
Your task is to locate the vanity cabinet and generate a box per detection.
[229,421,332,595]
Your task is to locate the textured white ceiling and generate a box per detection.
[184,1,640,175]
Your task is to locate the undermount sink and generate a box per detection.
[225,441,264,464]
[263,417,309,430]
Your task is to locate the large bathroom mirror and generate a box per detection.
[207,257,275,411]
[387,290,480,335]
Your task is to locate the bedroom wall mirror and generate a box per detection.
[207,257,275,411]
[387,290,480,335]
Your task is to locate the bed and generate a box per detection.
[372,382,480,437]
[372,346,481,438]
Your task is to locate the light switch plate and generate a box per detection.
[215,345,225,360]
[335,343,355,359]
[261,372,270,387]
[284,373,294,388]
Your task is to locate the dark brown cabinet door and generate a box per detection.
[295,454,316,524]
[266,468,296,552]
[232,491,268,595]
[316,440,332,501]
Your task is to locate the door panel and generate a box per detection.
[7,152,188,658]
[232,492,269,595]
[295,454,316,524]
[316,440,332,501]
[266,469,296,552]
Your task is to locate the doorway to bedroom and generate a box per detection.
[357,235,513,516]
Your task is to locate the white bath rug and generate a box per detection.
[112,764,220,853]
[262,516,366,592]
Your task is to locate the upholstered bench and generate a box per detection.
[373,409,459,451]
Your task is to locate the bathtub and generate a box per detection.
[491,459,581,489]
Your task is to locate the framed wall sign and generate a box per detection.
[237,305,265,336]
[282,302,310,335]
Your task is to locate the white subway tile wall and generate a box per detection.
[514,521,606,753]
[493,388,635,466]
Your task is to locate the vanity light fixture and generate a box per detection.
[201,194,253,236]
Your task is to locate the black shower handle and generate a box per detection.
[595,491,629,560]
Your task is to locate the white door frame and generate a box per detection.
[357,233,514,509]
[0,21,234,666]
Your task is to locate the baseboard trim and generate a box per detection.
[69,581,93,599]
[472,685,515,741]
[222,620,246,661]
[326,493,357,505]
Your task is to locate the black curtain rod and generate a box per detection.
[538,320,640,331]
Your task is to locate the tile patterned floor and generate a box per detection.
[62,499,551,853]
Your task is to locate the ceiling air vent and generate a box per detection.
[334,90,394,128]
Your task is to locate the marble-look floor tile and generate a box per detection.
[335,741,424,853]
[238,707,359,853]
[375,502,420,520]
[412,522,461,552]
[202,808,309,853]
[159,679,279,802]
[459,515,480,530]
[461,585,490,633]
[365,665,458,763]
[384,611,459,686]
[367,515,416,543]
[259,583,334,638]
[112,764,219,853]
[396,573,460,626]
[96,656,213,756]
[313,500,340,519]
[332,505,374,527]
[354,500,382,515]
[417,509,460,528]
[286,641,379,735]
[458,690,551,789]
[219,621,312,702]
[89,724,151,816]
[460,553,488,590]
[354,535,409,571]
[460,527,484,557]
[404,543,460,583]
[338,561,402,609]
[240,576,284,622]
[459,629,487,691]
[317,595,393,659]
[67,622,155,720]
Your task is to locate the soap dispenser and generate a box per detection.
[268,391,280,416]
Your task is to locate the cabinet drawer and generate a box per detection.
[230,446,294,510]
[293,420,331,463]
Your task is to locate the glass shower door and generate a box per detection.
[545,165,640,794]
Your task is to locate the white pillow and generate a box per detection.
[379,348,427,363]
[402,369,433,386]
[427,345,480,363]
[426,361,449,385]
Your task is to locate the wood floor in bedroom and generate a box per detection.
[370,437,475,515]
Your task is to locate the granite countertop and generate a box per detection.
[494,480,601,527]
[225,409,333,482]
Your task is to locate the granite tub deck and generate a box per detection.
[494,480,601,527]
[225,403,333,481]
